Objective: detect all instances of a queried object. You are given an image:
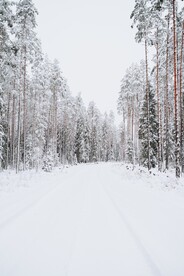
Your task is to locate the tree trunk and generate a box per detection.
[16,50,23,174]
[165,14,170,170]
[23,46,27,170]
[16,88,21,174]
[180,21,184,173]
[11,93,15,168]
[132,97,135,168]
[156,28,162,172]
[6,91,11,169]
[123,110,126,163]
[173,0,180,177]
[145,38,151,170]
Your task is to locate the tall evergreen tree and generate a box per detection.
[131,0,155,170]
[139,84,159,168]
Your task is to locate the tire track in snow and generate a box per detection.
[63,178,89,276]
[98,168,162,276]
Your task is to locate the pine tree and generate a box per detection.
[139,84,159,168]
[131,0,156,170]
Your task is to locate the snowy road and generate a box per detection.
[0,163,184,276]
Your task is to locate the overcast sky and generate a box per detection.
[33,0,144,121]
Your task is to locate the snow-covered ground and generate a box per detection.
[0,163,184,276]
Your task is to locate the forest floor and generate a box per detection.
[0,163,184,276]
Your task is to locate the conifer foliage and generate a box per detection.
[139,84,158,168]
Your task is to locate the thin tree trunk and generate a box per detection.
[32,90,37,170]
[156,28,162,172]
[52,88,57,165]
[165,14,170,170]
[16,50,23,174]
[127,101,131,140]
[173,0,180,177]
[54,88,58,164]
[136,94,140,165]
[132,96,135,168]
[11,93,15,168]
[145,38,151,170]
[6,91,11,169]
[123,110,126,163]
[16,88,21,174]
[180,21,184,173]
[23,46,27,170]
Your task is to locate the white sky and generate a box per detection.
[33,0,144,121]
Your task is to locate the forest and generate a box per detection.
[1,2,184,275]
[118,0,184,177]
[0,0,184,177]
[0,0,122,173]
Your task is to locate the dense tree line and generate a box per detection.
[0,0,122,172]
[1,0,183,177]
[118,0,184,177]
